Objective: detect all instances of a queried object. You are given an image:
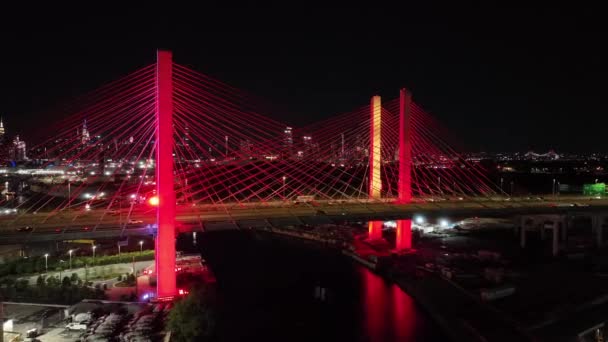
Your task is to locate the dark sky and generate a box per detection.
[0,4,605,152]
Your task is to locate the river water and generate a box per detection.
[188,231,443,342]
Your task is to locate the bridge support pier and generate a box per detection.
[520,214,566,257]
[520,226,527,248]
[395,219,412,250]
[594,215,605,247]
[552,224,559,257]
[155,50,176,298]
[540,225,546,241]
[368,221,383,241]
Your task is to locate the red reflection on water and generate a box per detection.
[362,268,417,341]
[391,281,416,340]
[396,219,412,250]
[364,268,387,339]
[368,221,383,240]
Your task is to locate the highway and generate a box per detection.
[1,195,607,244]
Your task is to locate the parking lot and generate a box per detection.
[3,300,170,342]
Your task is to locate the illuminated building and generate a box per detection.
[283,126,293,159]
[303,135,312,158]
[0,117,5,140]
[10,135,27,161]
[81,119,90,144]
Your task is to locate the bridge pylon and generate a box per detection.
[396,88,413,250]
[368,95,383,240]
[155,50,177,298]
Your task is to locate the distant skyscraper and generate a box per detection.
[81,119,90,144]
[283,126,293,158]
[0,117,6,145]
[10,135,27,161]
[303,135,313,159]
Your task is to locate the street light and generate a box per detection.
[92,245,96,258]
[438,176,442,194]
[44,253,49,273]
[552,179,556,196]
[282,176,287,199]
[68,249,73,270]
[500,177,504,193]
[59,260,65,280]
[414,216,425,224]
[139,240,143,253]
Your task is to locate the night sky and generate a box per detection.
[0,4,605,152]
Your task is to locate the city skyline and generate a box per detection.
[0,5,606,152]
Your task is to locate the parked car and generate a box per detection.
[16,226,33,232]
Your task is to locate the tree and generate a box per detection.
[36,275,45,287]
[167,286,216,341]
[62,276,71,288]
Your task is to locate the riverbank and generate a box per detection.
[194,230,442,341]
[265,226,532,341]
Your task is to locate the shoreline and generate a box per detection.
[262,227,465,341]
[263,226,531,342]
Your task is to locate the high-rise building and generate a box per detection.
[81,119,90,145]
[0,117,5,138]
[10,135,27,161]
[303,135,313,159]
[283,126,293,159]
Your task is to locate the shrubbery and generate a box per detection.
[0,272,105,304]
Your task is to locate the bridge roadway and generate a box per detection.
[0,196,607,244]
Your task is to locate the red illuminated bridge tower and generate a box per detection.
[368,89,413,251]
[155,50,177,298]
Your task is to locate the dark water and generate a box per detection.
[190,231,443,342]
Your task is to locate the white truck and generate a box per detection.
[65,322,88,331]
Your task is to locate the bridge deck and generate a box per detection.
[0,197,607,244]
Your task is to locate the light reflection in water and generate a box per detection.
[362,267,417,341]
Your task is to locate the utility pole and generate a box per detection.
[1,299,4,342]
[225,135,229,158]
[341,133,345,159]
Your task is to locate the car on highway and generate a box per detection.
[16,226,33,232]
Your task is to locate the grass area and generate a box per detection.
[0,250,154,279]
